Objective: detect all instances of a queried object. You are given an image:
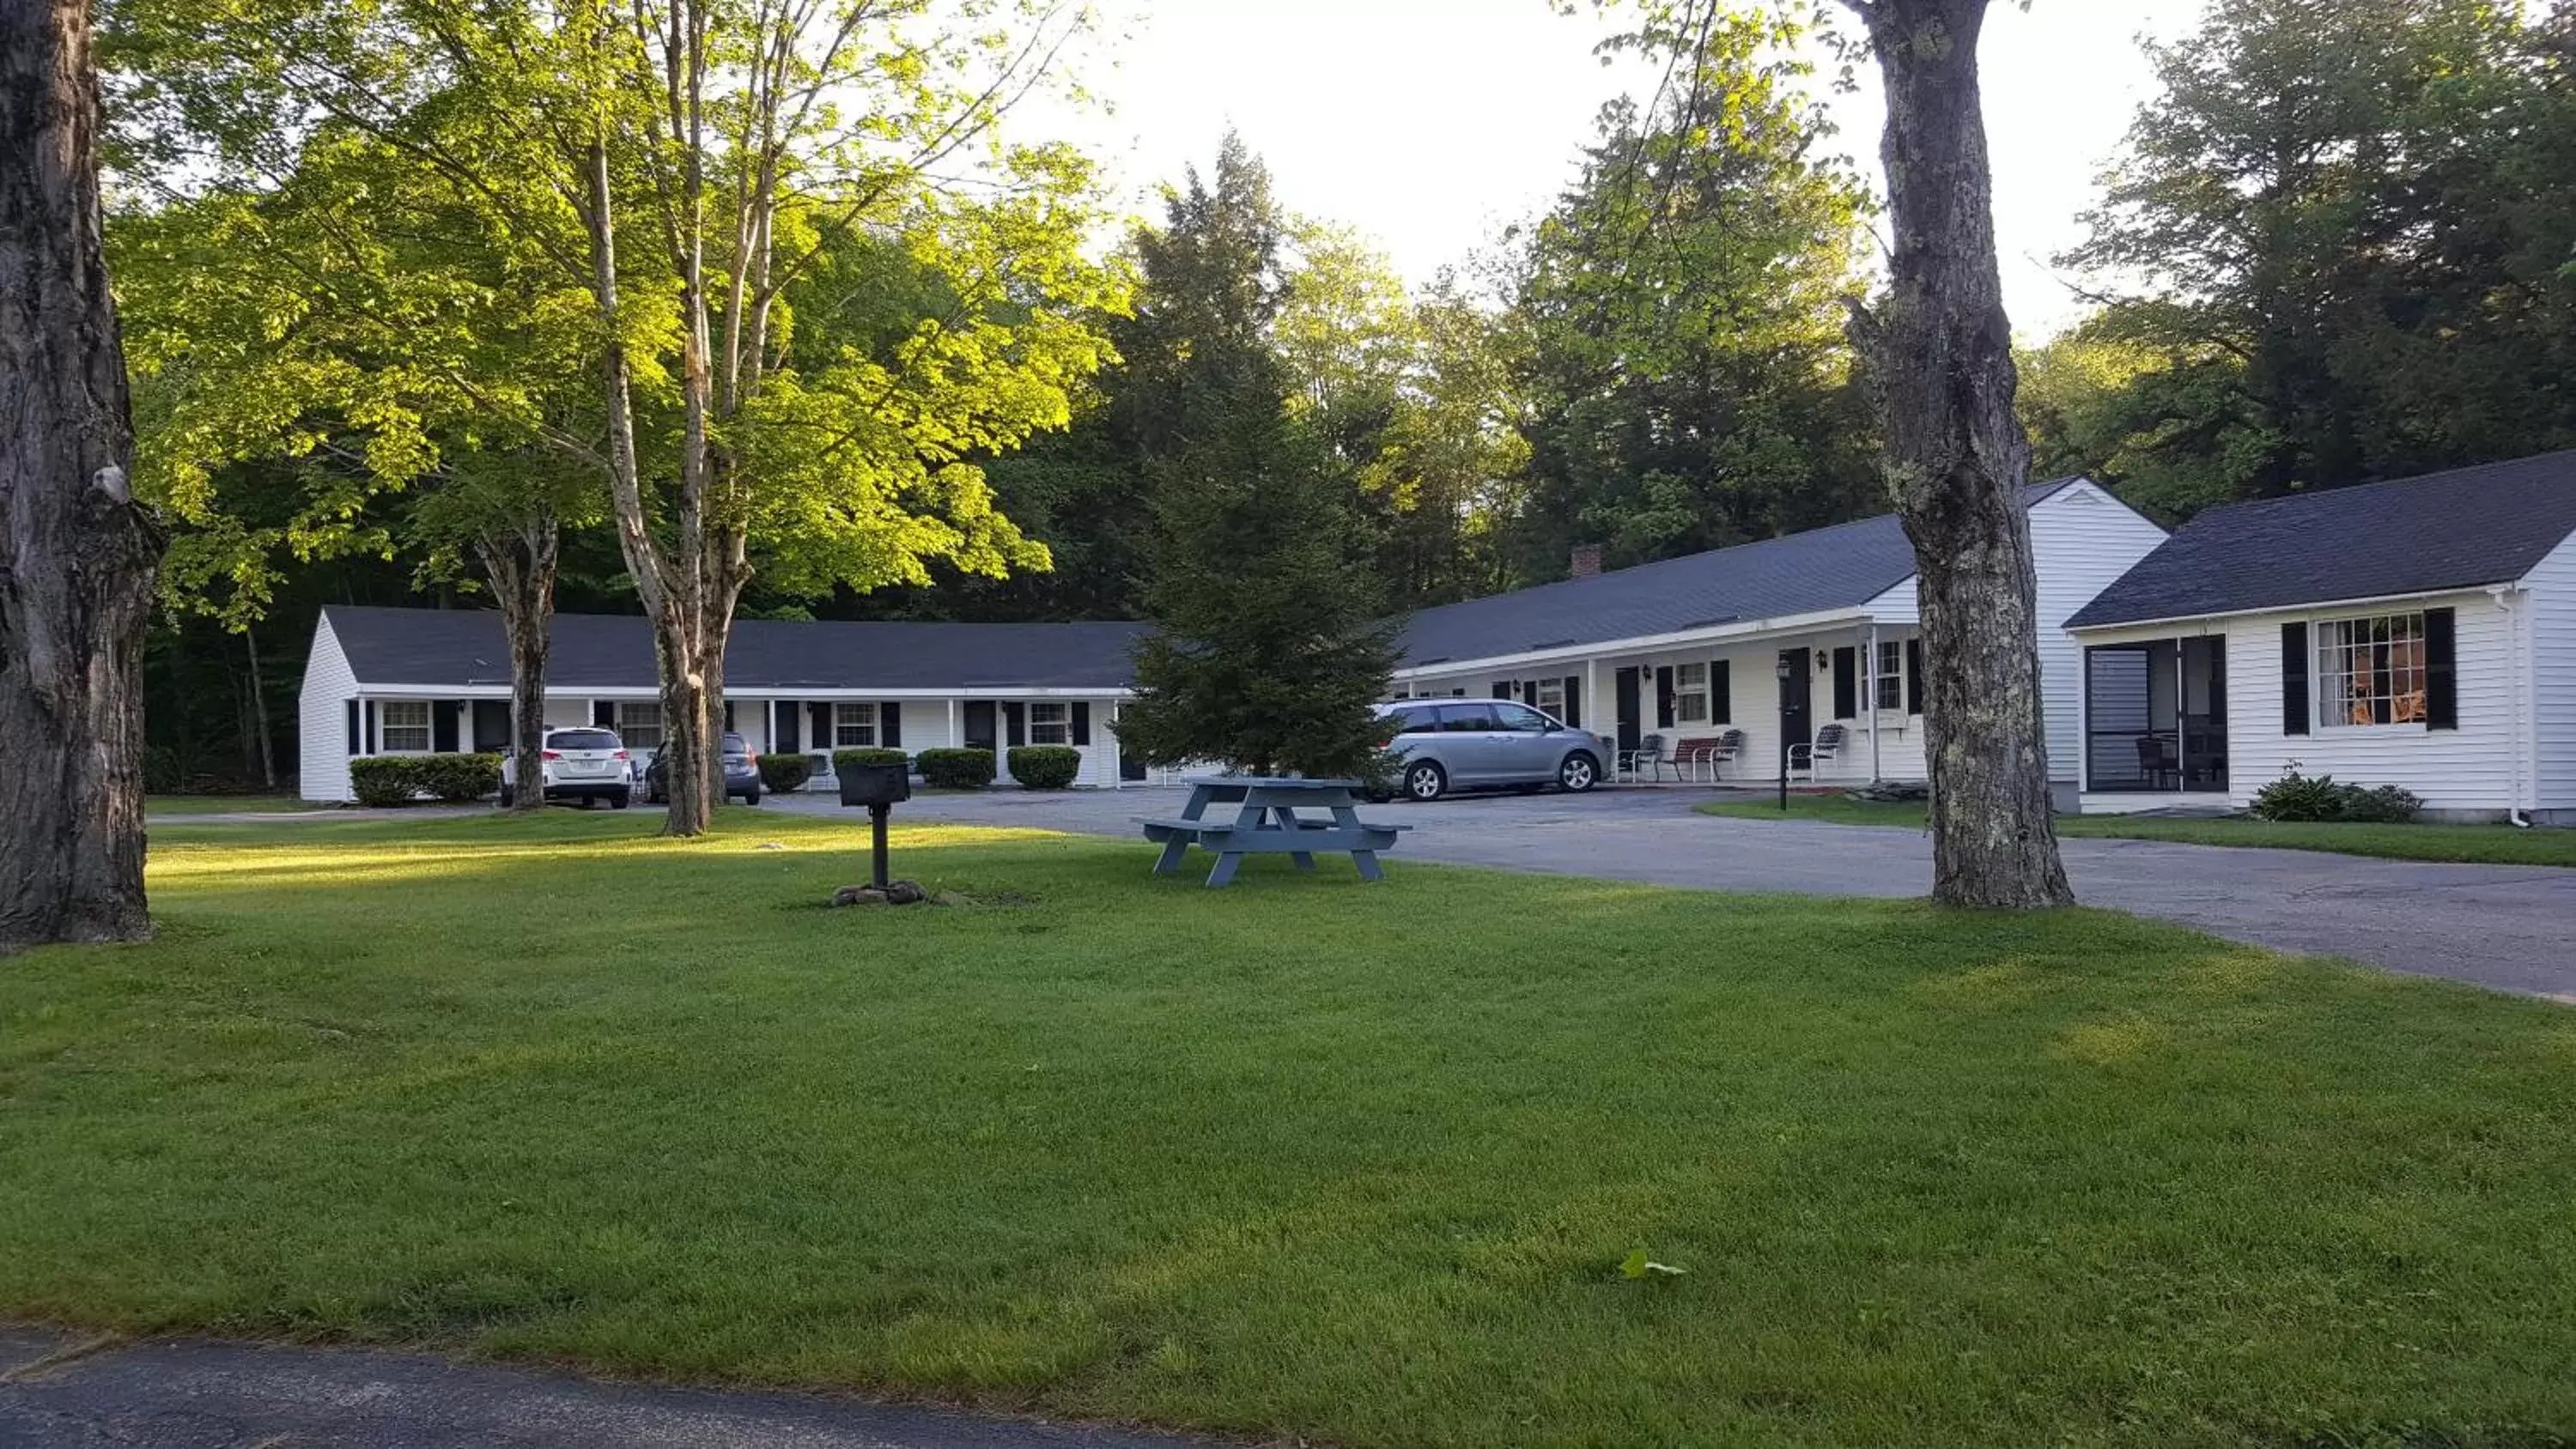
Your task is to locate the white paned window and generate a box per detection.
[1030,701,1072,745]
[1875,640,1905,711]
[617,700,663,750]
[2318,613,2427,727]
[834,701,878,747]
[380,700,431,753]
[1674,663,1710,724]
[1534,678,1565,718]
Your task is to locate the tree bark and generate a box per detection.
[473,513,558,812]
[0,0,167,950]
[244,623,276,789]
[1846,0,2074,908]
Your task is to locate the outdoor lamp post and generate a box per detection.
[1774,653,1791,813]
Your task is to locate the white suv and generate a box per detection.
[498,727,637,809]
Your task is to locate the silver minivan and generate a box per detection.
[1381,699,1610,802]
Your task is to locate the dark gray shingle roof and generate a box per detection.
[324,606,1151,690]
[2066,451,2576,629]
[1399,480,2077,666]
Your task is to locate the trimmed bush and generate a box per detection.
[1007,744,1083,790]
[351,753,501,806]
[2250,767,2422,823]
[756,754,814,793]
[832,748,910,772]
[916,748,997,789]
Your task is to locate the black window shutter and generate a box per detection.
[1832,647,1858,719]
[1905,639,1923,714]
[723,700,736,731]
[775,700,800,754]
[1712,660,1731,724]
[1005,701,1026,747]
[1560,676,1581,728]
[345,700,361,755]
[2423,607,2458,730]
[810,701,833,749]
[1492,680,1514,700]
[364,700,378,754]
[1655,666,1676,728]
[432,701,459,753]
[592,700,615,728]
[881,701,902,748]
[2281,623,2311,736]
[1072,701,1091,745]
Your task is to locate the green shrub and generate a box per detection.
[2250,767,2421,823]
[916,748,996,789]
[350,753,501,806]
[349,757,417,807]
[756,754,813,793]
[832,748,910,771]
[1007,744,1083,790]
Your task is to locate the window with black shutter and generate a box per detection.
[1560,676,1581,728]
[881,701,902,747]
[345,700,361,755]
[1712,660,1731,724]
[1071,702,1092,744]
[431,701,459,753]
[1832,647,1858,719]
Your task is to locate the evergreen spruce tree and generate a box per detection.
[1113,138,1401,778]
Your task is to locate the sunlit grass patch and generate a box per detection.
[6,809,2574,1446]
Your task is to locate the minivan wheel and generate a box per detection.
[1404,760,1448,802]
[1558,752,1599,793]
[611,793,630,809]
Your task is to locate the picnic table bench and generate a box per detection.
[1138,776,1413,887]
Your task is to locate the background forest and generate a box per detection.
[114,0,2576,791]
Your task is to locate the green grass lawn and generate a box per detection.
[144,793,314,815]
[7,812,2576,1446]
[1697,793,2576,867]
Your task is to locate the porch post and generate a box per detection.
[946,697,958,751]
[1584,658,1599,738]
[1866,623,1881,784]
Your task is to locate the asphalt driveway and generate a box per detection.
[773,785,2576,998]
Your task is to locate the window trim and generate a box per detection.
[1673,661,1710,725]
[615,700,665,751]
[1874,640,1905,712]
[1028,700,1072,746]
[378,699,433,755]
[2314,609,2428,731]
[834,700,879,748]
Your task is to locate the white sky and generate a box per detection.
[1058,0,2208,338]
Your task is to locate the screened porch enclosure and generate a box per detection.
[2084,637,2227,793]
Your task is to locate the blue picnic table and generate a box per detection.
[1135,776,1412,887]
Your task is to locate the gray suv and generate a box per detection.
[1381,699,1609,802]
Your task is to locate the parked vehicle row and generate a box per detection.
[498,729,764,808]
[1377,698,1610,802]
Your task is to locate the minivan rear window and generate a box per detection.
[549,729,620,750]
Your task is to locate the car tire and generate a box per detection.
[1403,760,1448,803]
[1558,752,1600,793]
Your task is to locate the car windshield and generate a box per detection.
[549,730,620,750]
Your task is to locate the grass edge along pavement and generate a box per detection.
[7,809,2576,1447]
[1695,792,2576,868]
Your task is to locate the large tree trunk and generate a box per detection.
[473,515,557,813]
[1847,0,2073,908]
[0,0,167,950]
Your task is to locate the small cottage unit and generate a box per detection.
[2065,452,2576,823]
[298,607,1152,802]
[1391,477,2170,804]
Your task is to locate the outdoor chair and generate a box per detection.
[1786,724,1847,785]
[1670,729,1746,782]
[1619,733,1670,784]
[2134,734,2179,790]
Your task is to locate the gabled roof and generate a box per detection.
[323,606,1151,691]
[1397,479,2078,667]
[2066,451,2576,630]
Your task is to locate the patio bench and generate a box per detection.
[1669,731,1744,781]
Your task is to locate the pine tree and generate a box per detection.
[1112,139,1400,778]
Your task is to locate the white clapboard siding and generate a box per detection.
[296,614,360,802]
[2216,590,2523,813]
[2524,530,2576,812]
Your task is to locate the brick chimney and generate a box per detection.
[1569,543,1604,579]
